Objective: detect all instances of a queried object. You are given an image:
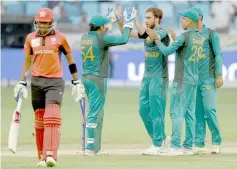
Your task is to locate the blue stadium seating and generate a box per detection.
[3,1,25,15]
[155,1,176,28]
[190,2,211,24]
[137,1,156,21]
[170,1,192,28]
[120,1,135,9]
[82,2,99,20]
[100,2,117,16]
[63,1,81,18]
[25,1,48,16]
[1,0,236,35]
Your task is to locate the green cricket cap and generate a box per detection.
[189,7,204,16]
[90,15,111,27]
[179,9,199,22]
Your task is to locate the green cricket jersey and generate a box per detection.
[81,28,131,78]
[143,26,170,78]
[198,25,223,80]
[156,28,204,85]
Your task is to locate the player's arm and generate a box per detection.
[118,19,147,39]
[65,54,78,81]
[61,35,85,102]
[117,21,139,39]
[21,35,33,81]
[21,55,32,81]
[60,36,79,81]
[104,28,131,47]
[14,35,32,101]
[115,5,138,38]
[154,33,185,56]
[116,5,143,39]
[211,31,223,78]
[211,31,224,88]
[148,28,168,41]
[105,5,136,46]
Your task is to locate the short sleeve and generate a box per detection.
[60,34,72,55]
[23,35,33,56]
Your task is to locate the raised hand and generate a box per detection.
[123,6,137,28]
[115,5,123,22]
[146,28,160,41]
[169,28,177,41]
[215,77,224,88]
[107,6,119,23]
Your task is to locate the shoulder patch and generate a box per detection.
[31,38,41,47]
[157,28,164,32]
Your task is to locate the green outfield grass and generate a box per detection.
[1,87,237,169]
[2,155,237,169]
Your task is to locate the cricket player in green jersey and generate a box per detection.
[148,9,202,156]
[80,7,136,156]
[190,7,223,155]
[114,6,171,155]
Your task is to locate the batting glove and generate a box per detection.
[14,81,28,102]
[72,80,85,103]
[123,6,137,29]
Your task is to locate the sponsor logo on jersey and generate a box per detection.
[34,49,54,54]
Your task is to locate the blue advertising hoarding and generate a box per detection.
[1,49,237,82]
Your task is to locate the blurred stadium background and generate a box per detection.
[1,0,237,88]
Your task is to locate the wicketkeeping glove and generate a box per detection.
[72,80,85,103]
[123,6,137,29]
[14,81,28,102]
[106,6,119,23]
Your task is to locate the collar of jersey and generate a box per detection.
[200,24,206,33]
[88,31,100,35]
[154,25,161,30]
[36,29,56,37]
[186,28,198,32]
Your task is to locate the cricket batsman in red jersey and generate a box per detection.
[13,8,85,167]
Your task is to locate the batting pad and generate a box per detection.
[43,104,61,160]
[35,109,45,159]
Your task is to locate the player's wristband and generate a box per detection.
[138,32,149,39]
[69,63,77,74]
[71,80,80,85]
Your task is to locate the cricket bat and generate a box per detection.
[8,97,23,153]
[79,97,86,152]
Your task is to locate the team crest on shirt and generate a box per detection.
[50,37,57,45]
[31,38,40,47]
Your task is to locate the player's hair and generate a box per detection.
[146,7,163,24]
[200,15,203,21]
[89,23,100,31]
